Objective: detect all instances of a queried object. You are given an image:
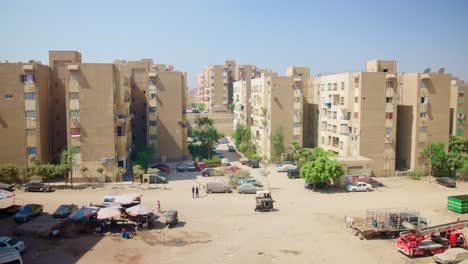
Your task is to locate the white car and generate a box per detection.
[345,182,372,192]
[221,158,230,166]
[434,248,468,264]
[0,237,25,253]
[277,164,297,172]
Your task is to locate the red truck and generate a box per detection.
[397,220,468,257]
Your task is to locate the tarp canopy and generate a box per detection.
[0,190,15,200]
[126,204,150,216]
[68,207,98,221]
[114,193,141,205]
[97,206,121,220]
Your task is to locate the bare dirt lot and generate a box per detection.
[0,155,465,264]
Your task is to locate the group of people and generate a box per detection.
[192,186,200,198]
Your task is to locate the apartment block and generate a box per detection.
[450,79,468,136]
[0,62,51,165]
[396,72,451,171]
[307,60,452,177]
[250,69,307,161]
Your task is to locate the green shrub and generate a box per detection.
[245,152,261,162]
[408,169,426,180]
[217,132,225,138]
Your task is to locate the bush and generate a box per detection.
[245,152,261,162]
[408,169,426,180]
[203,156,221,167]
[218,132,225,138]
[227,169,252,188]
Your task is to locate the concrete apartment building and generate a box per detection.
[0,62,51,165]
[249,68,308,161]
[449,79,468,136]
[307,60,452,177]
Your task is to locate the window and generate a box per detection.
[420,97,428,104]
[353,112,358,119]
[354,97,359,103]
[340,97,344,105]
[116,126,124,136]
[149,120,157,126]
[420,112,427,118]
[71,146,81,153]
[26,147,37,155]
[69,93,79,100]
[149,134,157,140]
[354,79,359,88]
[420,127,427,133]
[26,129,36,136]
[385,127,393,134]
[387,81,394,89]
[150,93,156,99]
[341,82,345,90]
[19,74,35,83]
[385,112,393,119]
[4,94,13,99]
[69,75,80,81]
[71,128,81,137]
[294,97,300,103]
[333,83,337,90]
[25,111,36,119]
[328,83,331,91]
[24,93,36,100]
[69,110,80,119]
[386,97,393,103]
[321,84,324,91]
[421,81,428,88]
[149,107,156,113]
[293,122,301,128]
[148,80,156,86]
[383,69,388,73]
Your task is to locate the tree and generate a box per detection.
[228,103,235,113]
[198,125,218,159]
[18,165,36,183]
[0,164,20,184]
[146,168,160,174]
[35,164,56,186]
[197,104,205,111]
[449,136,468,154]
[97,167,104,175]
[194,116,214,129]
[300,157,345,190]
[115,167,126,182]
[132,165,145,184]
[134,144,155,169]
[60,149,72,184]
[424,142,464,178]
[270,128,285,163]
[189,102,197,108]
[291,140,301,162]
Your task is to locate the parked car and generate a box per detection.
[21,182,52,192]
[224,166,241,173]
[228,145,235,152]
[217,154,224,159]
[434,248,468,264]
[0,247,23,264]
[0,237,25,253]
[436,177,456,188]
[239,157,249,165]
[221,158,230,166]
[345,182,372,192]
[149,175,168,184]
[277,164,297,172]
[246,160,260,168]
[187,164,197,172]
[201,168,216,177]
[218,138,229,144]
[277,161,296,167]
[242,178,263,187]
[165,210,179,228]
[192,109,200,113]
[287,169,300,179]
[0,182,14,192]
[304,181,329,190]
[176,164,187,172]
[206,182,232,193]
[53,204,78,218]
[14,204,43,223]
[195,162,206,171]
[150,164,170,174]
[237,183,260,194]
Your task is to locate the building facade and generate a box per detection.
[0,62,51,165]
[449,79,468,137]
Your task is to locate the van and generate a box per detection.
[206,182,232,194]
[0,247,23,264]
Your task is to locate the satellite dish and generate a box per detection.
[423,68,431,73]
[438,67,445,74]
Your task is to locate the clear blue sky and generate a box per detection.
[1,0,467,87]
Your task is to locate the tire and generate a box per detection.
[225,190,229,193]
[366,188,370,192]
[423,250,431,257]
[42,189,47,192]
[24,188,28,192]
[207,190,212,194]
[352,189,356,192]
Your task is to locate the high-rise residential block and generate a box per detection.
[450,79,468,137]
[249,68,308,161]
[0,62,51,165]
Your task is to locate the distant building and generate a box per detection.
[450,79,468,136]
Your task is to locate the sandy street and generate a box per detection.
[0,145,465,264]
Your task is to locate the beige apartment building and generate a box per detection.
[449,79,468,137]
[249,68,308,161]
[0,62,51,165]
[307,60,452,177]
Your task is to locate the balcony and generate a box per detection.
[23,64,35,72]
[386,73,397,80]
[421,73,431,80]
[148,72,157,78]
[67,65,79,72]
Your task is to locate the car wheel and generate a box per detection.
[42,189,47,192]
[352,189,356,192]
[225,190,229,193]
[207,190,212,194]
[24,188,28,192]
[366,188,370,192]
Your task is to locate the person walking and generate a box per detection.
[192,186,195,198]
[195,186,199,198]
[157,200,161,212]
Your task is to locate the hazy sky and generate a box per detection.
[1,0,467,87]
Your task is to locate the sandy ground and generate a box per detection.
[0,143,466,264]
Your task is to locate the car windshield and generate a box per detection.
[19,206,32,213]
[57,205,69,210]
[7,238,19,246]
